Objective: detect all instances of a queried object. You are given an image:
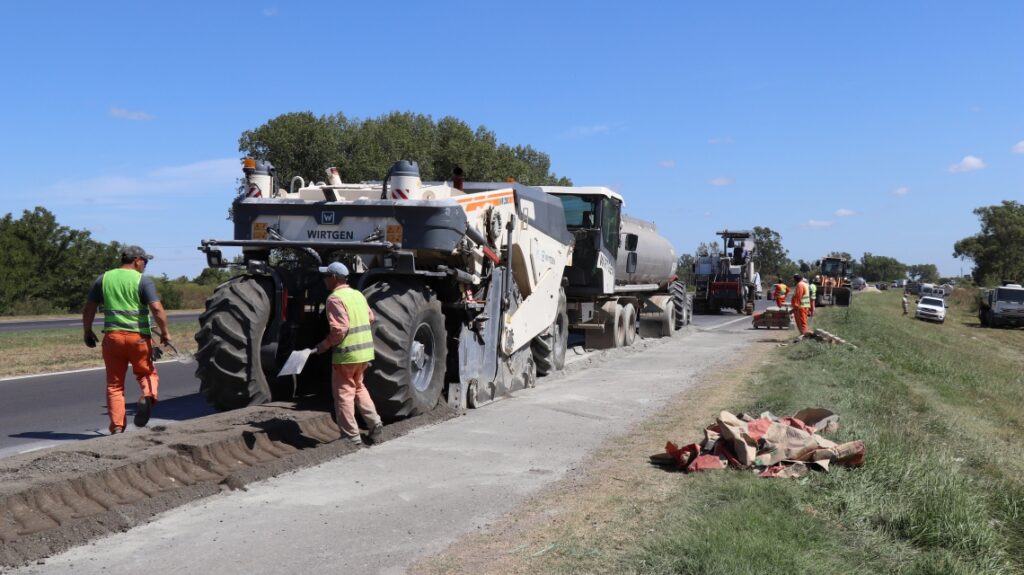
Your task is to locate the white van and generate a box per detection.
[920,283,940,297]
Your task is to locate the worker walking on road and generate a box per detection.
[790,274,811,337]
[82,246,170,434]
[314,262,384,445]
[773,278,789,307]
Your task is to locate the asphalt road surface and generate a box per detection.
[11,302,769,575]
[0,311,202,333]
[0,303,766,459]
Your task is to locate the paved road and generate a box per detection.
[0,305,766,459]
[12,303,766,575]
[0,312,202,333]
[0,360,214,458]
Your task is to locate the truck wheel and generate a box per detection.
[533,288,568,376]
[363,279,447,422]
[979,310,989,327]
[195,276,274,411]
[670,281,691,329]
[586,301,623,349]
[622,303,637,346]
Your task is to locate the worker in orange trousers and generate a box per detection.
[790,274,811,336]
[773,279,789,308]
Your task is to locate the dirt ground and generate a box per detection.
[0,400,456,569]
[410,334,782,574]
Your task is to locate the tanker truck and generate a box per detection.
[195,160,684,422]
[536,187,692,348]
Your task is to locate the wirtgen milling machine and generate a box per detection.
[196,159,687,422]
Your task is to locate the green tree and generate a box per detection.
[238,111,570,191]
[859,253,907,282]
[0,207,120,314]
[752,226,796,279]
[953,200,1024,285]
[907,264,940,284]
[193,267,236,286]
[675,253,695,285]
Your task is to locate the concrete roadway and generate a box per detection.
[0,303,766,459]
[12,301,771,575]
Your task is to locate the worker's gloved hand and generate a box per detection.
[151,346,164,361]
[84,330,98,348]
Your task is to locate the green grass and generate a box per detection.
[0,319,200,378]
[566,292,1024,574]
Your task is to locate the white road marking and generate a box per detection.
[0,359,193,383]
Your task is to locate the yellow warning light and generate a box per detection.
[505,177,516,183]
[243,157,257,170]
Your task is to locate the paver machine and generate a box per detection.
[692,230,757,315]
[812,256,852,306]
[195,159,573,421]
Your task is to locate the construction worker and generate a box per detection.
[902,293,909,316]
[790,273,811,336]
[314,262,384,445]
[808,277,818,317]
[773,278,789,307]
[82,246,170,434]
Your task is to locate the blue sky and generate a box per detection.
[1,1,1021,279]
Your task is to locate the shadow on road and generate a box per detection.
[134,392,216,421]
[10,430,105,441]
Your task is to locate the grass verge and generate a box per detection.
[0,320,200,378]
[420,291,1024,575]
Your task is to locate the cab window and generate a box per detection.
[601,198,621,252]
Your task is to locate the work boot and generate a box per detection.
[134,396,154,428]
[367,422,384,445]
[346,434,363,445]
[110,426,125,435]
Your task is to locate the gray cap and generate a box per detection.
[318,261,349,278]
[121,245,153,261]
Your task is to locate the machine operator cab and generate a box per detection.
[537,186,631,295]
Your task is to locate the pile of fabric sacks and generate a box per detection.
[650,408,865,478]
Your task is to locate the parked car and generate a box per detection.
[915,296,947,323]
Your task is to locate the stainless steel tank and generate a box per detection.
[615,214,677,287]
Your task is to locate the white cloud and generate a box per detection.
[657,160,676,169]
[804,219,834,229]
[564,124,609,138]
[110,107,154,121]
[708,137,734,145]
[709,176,734,187]
[947,155,986,173]
[262,7,277,16]
[1013,141,1024,154]
[42,158,240,207]
[892,186,910,196]
[834,208,856,217]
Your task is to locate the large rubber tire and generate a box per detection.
[195,276,274,411]
[670,281,691,329]
[533,288,568,376]
[363,279,447,422]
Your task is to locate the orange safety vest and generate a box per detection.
[791,281,810,309]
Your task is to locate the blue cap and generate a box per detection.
[318,261,349,277]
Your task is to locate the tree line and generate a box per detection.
[238,111,572,190]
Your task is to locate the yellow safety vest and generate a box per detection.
[331,287,375,364]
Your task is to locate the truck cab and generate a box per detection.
[980,283,1024,327]
[540,187,624,296]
